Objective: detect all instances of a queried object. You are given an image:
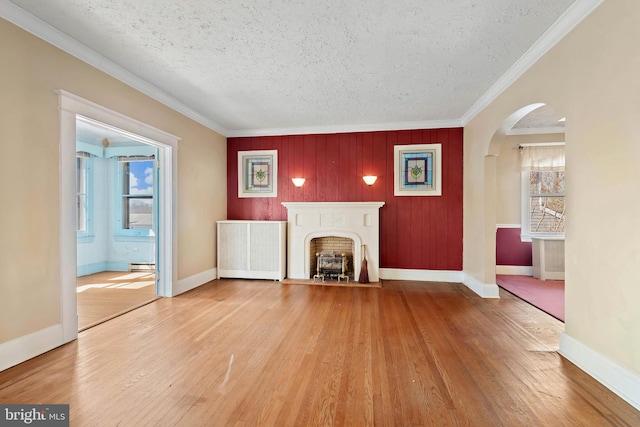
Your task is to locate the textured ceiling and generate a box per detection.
[512,105,565,132]
[9,0,579,135]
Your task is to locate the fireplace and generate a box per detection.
[282,202,384,282]
[314,252,350,282]
[310,236,355,281]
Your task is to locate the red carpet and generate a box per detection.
[496,275,564,322]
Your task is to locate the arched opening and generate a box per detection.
[485,103,566,320]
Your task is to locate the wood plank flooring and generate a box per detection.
[1,279,638,426]
[76,271,160,331]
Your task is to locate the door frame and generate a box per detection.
[59,90,179,343]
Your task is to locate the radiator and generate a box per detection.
[128,263,156,272]
[532,238,564,280]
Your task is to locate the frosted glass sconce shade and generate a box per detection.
[363,175,377,185]
[292,178,306,187]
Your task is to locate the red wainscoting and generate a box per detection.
[496,227,532,266]
[227,129,463,271]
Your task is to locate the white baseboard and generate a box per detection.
[559,332,640,411]
[379,268,500,299]
[174,268,217,296]
[0,324,64,372]
[495,265,533,276]
[379,268,464,283]
[463,274,500,298]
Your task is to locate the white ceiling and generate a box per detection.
[7,0,592,136]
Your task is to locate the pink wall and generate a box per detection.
[496,227,532,266]
[227,129,463,270]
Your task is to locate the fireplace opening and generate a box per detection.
[309,236,355,281]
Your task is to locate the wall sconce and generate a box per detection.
[292,178,306,187]
[363,175,377,186]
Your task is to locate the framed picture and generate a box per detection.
[238,150,278,198]
[394,144,442,196]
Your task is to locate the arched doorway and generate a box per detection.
[486,103,566,320]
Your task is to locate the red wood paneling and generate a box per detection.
[496,228,532,266]
[227,128,463,271]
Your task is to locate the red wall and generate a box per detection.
[496,227,532,266]
[227,128,463,270]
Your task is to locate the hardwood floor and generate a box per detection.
[1,280,638,426]
[76,271,160,331]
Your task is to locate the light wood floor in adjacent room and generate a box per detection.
[2,280,639,426]
[76,271,160,331]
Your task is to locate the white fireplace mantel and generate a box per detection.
[282,202,385,282]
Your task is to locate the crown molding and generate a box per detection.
[225,118,463,138]
[460,0,605,126]
[0,0,230,137]
[507,126,566,136]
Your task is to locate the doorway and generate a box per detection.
[489,103,566,320]
[75,117,162,330]
[59,90,179,343]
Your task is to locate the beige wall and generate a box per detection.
[496,134,565,225]
[465,0,640,374]
[0,18,227,343]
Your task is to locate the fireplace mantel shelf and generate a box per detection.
[282,202,385,209]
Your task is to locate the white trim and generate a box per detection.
[59,92,180,145]
[59,105,79,343]
[0,325,62,372]
[463,274,501,298]
[519,142,566,148]
[58,90,179,300]
[461,0,605,125]
[559,333,640,412]
[507,127,565,136]
[380,268,464,283]
[174,268,217,296]
[0,0,229,136]
[496,224,521,229]
[496,265,533,276]
[379,268,501,299]
[225,119,463,138]
[282,201,385,209]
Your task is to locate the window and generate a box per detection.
[76,152,92,238]
[526,170,565,232]
[118,156,155,235]
[520,144,565,241]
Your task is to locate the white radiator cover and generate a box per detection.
[217,221,287,281]
[532,237,565,280]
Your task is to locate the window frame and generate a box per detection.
[76,152,94,242]
[520,169,565,242]
[115,156,156,238]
